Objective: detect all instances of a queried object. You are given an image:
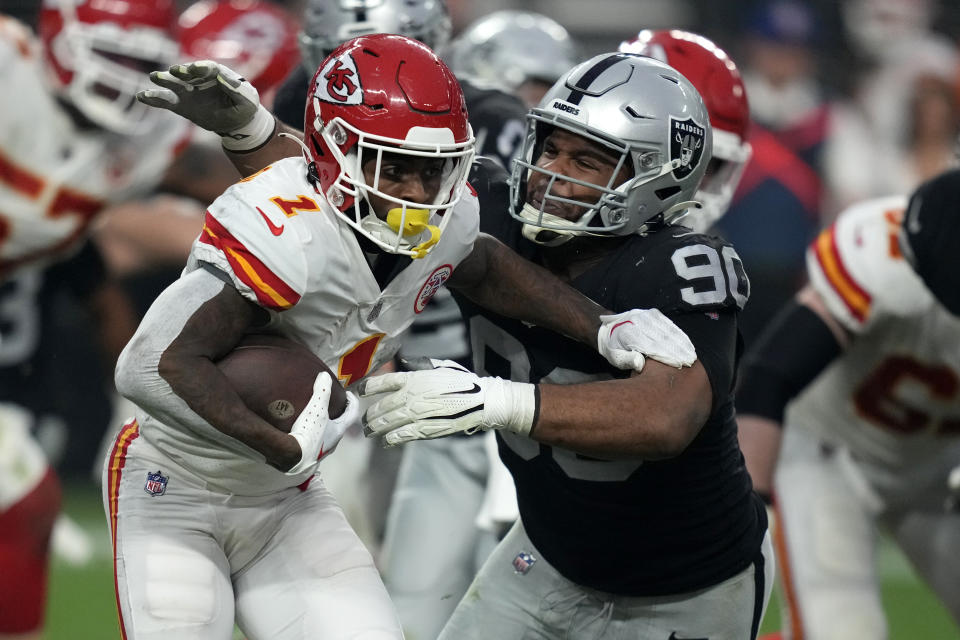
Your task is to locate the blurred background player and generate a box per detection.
[94,0,301,316]
[0,0,190,635]
[737,169,960,639]
[177,0,299,109]
[442,9,579,109]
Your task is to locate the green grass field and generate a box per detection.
[43,482,959,639]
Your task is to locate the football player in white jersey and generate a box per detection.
[111,35,691,640]
[737,168,960,639]
[0,1,194,636]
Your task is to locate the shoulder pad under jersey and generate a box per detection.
[806,195,934,332]
[191,158,328,310]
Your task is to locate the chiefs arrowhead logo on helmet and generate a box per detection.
[315,53,363,105]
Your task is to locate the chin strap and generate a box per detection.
[386,208,440,258]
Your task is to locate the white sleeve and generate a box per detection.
[114,269,235,438]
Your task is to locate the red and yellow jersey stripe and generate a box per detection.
[199,212,301,310]
[811,224,872,324]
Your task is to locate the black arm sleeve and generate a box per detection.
[736,301,842,423]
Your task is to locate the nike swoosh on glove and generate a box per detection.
[597,308,697,371]
[357,359,538,447]
[286,372,361,476]
[136,60,275,151]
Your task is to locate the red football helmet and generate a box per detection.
[303,34,474,258]
[39,0,180,134]
[620,29,752,231]
[178,0,300,104]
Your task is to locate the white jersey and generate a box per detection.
[0,17,188,276]
[787,195,960,491]
[136,156,479,493]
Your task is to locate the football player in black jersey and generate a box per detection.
[360,52,774,640]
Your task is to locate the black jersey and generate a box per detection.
[272,65,311,129]
[455,207,767,596]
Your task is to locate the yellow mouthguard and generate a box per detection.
[386,208,440,259]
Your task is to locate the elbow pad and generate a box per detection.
[736,302,842,423]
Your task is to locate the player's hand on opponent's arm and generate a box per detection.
[286,372,360,475]
[136,60,275,151]
[359,359,537,447]
[597,308,697,371]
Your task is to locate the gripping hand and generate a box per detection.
[598,308,697,371]
[358,359,538,447]
[136,60,275,151]
[286,372,360,475]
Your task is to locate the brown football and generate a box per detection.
[216,334,346,433]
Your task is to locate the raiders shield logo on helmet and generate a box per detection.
[315,52,364,105]
[669,117,706,179]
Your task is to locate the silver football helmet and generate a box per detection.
[444,10,577,96]
[510,53,713,243]
[298,0,452,72]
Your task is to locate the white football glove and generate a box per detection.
[286,372,360,476]
[136,60,275,151]
[597,308,697,371]
[359,359,538,447]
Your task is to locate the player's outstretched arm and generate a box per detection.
[360,356,712,459]
[448,234,695,371]
[136,60,302,177]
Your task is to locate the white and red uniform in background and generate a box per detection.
[105,156,479,639]
[0,16,188,278]
[775,196,960,639]
[0,13,186,634]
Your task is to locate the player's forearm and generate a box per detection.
[116,269,300,470]
[158,352,300,470]
[532,361,711,459]
[225,121,303,178]
[452,235,605,347]
[736,415,783,497]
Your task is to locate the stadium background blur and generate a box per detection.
[2,0,959,637]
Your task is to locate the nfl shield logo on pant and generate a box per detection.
[144,470,168,496]
[512,551,536,575]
